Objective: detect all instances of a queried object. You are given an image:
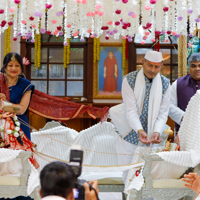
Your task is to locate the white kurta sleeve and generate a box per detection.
[168,80,185,125]
[122,77,143,132]
[153,84,171,134]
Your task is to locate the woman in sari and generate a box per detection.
[0,52,34,140]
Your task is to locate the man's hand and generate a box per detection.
[138,130,151,144]
[182,173,200,194]
[103,74,106,78]
[151,132,161,143]
[0,93,6,101]
[84,180,99,200]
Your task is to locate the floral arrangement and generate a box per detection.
[67,38,70,65]
[6,115,23,138]
[63,38,70,68]
[93,37,97,63]
[4,25,11,57]
[0,0,199,44]
[34,31,41,69]
[122,38,126,68]
[96,37,100,61]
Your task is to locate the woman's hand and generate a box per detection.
[0,93,6,101]
[2,112,14,118]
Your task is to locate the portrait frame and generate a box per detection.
[93,43,124,99]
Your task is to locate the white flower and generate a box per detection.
[14,132,19,137]
[19,131,24,136]
[7,130,12,134]
[15,122,20,126]
[13,116,18,121]
[15,127,20,132]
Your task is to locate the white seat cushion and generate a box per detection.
[0,176,20,186]
[98,177,124,185]
[153,179,186,188]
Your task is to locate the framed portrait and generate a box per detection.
[93,43,123,99]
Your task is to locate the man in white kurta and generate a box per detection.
[109,51,171,182]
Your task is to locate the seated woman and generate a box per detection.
[0,52,34,140]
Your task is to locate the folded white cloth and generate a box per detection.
[0,148,39,195]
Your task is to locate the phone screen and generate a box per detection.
[73,188,79,198]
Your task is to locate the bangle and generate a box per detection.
[138,129,144,135]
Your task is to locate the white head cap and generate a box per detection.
[144,51,163,63]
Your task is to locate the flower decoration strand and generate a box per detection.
[93,37,97,63]
[67,38,70,65]
[122,38,126,69]
[97,37,100,61]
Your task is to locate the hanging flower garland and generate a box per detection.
[122,39,126,69]
[4,25,11,56]
[1,0,200,42]
[37,31,41,68]
[63,40,67,68]
[67,38,70,65]
[96,37,100,61]
[63,37,70,68]
[93,37,97,63]
[34,32,38,69]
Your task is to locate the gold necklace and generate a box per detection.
[6,77,18,85]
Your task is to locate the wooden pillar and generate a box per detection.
[182,35,187,76]
[178,36,183,77]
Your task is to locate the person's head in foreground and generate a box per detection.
[40,161,76,200]
[142,51,163,80]
[40,161,99,200]
[188,53,200,81]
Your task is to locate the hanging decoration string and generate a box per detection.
[63,42,67,68]
[34,32,38,69]
[96,37,100,61]
[93,37,97,63]
[122,38,126,68]
[67,38,70,65]
[4,25,11,56]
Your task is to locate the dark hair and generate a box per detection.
[40,161,76,198]
[1,52,24,73]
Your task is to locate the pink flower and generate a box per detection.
[22,57,30,65]
[150,0,156,4]
[115,9,121,14]
[155,31,161,35]
[95,4,101,9]
[163,7,168,12]
[115,21,120,26]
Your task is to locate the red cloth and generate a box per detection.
[0,73,109,122]
[29,90,109,121]
[103,54,118,92]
